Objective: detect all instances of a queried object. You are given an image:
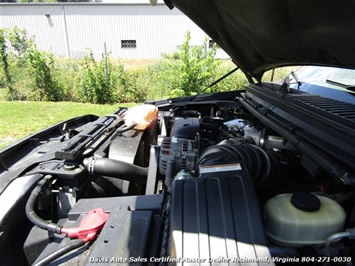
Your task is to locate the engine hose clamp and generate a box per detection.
[88,157,97,175]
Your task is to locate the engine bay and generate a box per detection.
[0,85,355,265]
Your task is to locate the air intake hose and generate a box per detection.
[197,140,296,183]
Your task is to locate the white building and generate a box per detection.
[0,1,229,59]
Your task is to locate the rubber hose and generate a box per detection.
[198,142,270,183]
[325,231,351,257]
[84,158,148,184]
[106,121,136,133]
[25,176,62,234]
[198,140,296,183]
[115,123,137,133]
[33,239,85,266]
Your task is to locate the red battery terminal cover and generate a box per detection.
[61,208,109,242]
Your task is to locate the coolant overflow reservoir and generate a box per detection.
[125,104,158,130]
[264,193,346,246]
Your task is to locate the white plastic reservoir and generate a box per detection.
[264,192,346,246]
[124,104,158,130]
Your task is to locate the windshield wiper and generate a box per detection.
[326,79,355,92]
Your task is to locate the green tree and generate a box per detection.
[179,31,219,95]
[0,29,14,100]
[154,31,220,98]
[7,27,29,67]
[26,42,63,101]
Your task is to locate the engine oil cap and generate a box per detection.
[291,192,321,212]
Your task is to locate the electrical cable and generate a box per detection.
[25,175,63,234]
[32,239,86,266]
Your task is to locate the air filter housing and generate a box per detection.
[169,161,273,264]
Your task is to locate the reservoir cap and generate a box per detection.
[291,192,321,212]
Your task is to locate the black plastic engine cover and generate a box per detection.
[169,162,273,265]
[30,194,164,266]
[170,117,200,140]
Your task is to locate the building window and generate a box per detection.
[121,40,136,48]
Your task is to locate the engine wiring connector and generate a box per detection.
[61,208,109,242]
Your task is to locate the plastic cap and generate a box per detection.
[291,192,321,212]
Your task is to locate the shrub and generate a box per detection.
[146,59,181,99]
[149,31,220,99]
[118,69,149,103]
[0,27,256,104]
[178,31,220,95]
[211,62,249,93]
[75,52,125,104]
[26,43,64,101]
[262,67,299,83]
[52,58,80,101]
[0,27,64,101]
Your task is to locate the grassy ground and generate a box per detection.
[0,101,136,149]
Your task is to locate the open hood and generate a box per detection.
[167,0,355,80]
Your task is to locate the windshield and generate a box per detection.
[289,66,355,104]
